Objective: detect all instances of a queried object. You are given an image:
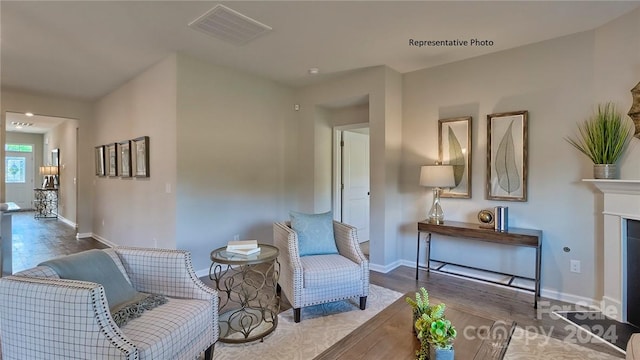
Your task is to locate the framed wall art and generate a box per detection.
[486,110,528,201]
[119,140,132,178]
[438,116,472,198]
[106,143,118,177]
[95,145,105,177]
[132,136,150,178]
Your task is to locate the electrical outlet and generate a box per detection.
[570,260,581,273]
[233,234,240,241]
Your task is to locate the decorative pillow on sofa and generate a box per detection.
[39,249,167,327]
[290,211,339,256]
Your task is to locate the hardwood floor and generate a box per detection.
[372,266,624,358]
[10,211,106,273]
[8,213,624,358]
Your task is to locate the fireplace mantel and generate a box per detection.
[583,178,640,322]
[583,179,640,195]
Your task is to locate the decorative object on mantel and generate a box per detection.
[420,164,455,224]
[565,103,633,179]
[477,209,495,229]
[406,288,457,360]
[629,81,640,139]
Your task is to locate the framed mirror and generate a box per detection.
[52,148,60,188]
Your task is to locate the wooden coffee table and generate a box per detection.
[315,292,515,360]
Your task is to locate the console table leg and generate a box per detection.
[415,232,421,280]
[426,233,431,273]
[535,243,542,308]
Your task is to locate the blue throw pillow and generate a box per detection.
[290,211,339,256]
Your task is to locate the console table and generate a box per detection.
[417,220,542,308]
[33,189,58,219]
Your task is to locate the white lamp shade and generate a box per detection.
[419,165,455,188]
[39,166,58,176]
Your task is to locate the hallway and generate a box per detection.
[10,211,106,273]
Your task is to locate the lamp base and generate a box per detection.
[42,176,55,189]
[427,187,445,224]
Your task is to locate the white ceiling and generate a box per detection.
[2,1,639,101]
[5,112,68,134]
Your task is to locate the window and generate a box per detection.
[5,144,33,152]
[6,157,26,183]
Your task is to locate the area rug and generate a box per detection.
[213,284,402,360]
[554,311,640,353]
[505,327,624,359]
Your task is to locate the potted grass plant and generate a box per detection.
[406,288,457,360]
[565,102,634,179]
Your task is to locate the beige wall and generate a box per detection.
[45,119,79,225]
[400,8,640,304]
[175,54,296,272]
[594,7,640,179]
[329,103,369,128]
[92,54,177,248]
[0,89,93,233]
[296,66,403,268]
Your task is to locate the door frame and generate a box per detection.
[5,146,36,209]
[332,123,370,223]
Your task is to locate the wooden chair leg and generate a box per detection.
[204,343,214,360]
[360,296,367,310]
[294,308,301,323]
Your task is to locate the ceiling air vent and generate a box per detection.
[188,4,272,46]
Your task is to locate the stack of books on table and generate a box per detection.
[226,240,260,256]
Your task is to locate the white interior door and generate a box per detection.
[6,150,35,209]
[342,131,370,242]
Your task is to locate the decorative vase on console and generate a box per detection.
[565,102,634,179]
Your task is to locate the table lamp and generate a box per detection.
[420,164,455,224]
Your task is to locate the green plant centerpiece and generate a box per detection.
[565,102,634,179]
[406,288,457,360]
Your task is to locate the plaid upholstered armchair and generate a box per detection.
[0,247,218,360]
[274,219,369,323]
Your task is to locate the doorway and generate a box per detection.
[4,111,78,226]
[5,145,36,209]
[334,125,370,243]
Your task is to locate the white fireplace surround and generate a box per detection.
[584,179,640,322]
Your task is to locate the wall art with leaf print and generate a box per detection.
[438,116,472,198]
[487,110,528,201]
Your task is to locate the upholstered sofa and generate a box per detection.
[0,247,218,360]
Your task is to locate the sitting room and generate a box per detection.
[1,1,640,359]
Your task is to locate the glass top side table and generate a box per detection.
[209,243,280,343]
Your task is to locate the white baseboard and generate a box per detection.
[540,288,599,308]
[379,260,599,307]
[77,232,116,248]
[369,260,404,274]
[57,215,76,228]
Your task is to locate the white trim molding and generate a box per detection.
[583,178,640,322]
